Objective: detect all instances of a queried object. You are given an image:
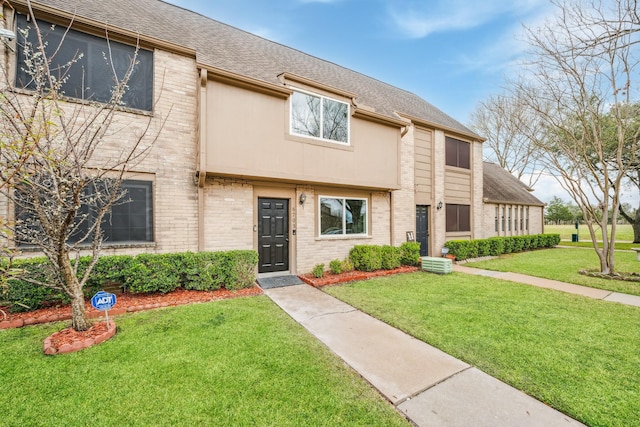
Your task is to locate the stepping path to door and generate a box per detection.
[264,284,585,427]
[454,264,640,307]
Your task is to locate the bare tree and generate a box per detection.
[468,92,546,188]
[0,1,164,330]
[515,0,640,274]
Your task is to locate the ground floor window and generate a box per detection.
[15,179,153,246]
[446,204,470,232]
[103,180,154,243]
[319,196,367,236]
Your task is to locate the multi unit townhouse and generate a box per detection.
[0,0,543,276]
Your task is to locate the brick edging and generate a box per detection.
[43,319,116,355]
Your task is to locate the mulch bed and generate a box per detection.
[299,266,419,287]
[0,286,263,330]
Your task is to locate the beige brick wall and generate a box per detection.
[432,130,447,253]
[202,178,254,252]
[482,203,545,238]
[472,141,485,238]
[2,49,200,257]
[392,124,416,246]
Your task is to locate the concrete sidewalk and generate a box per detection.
[454,264,640,307]
[264,284,585,427]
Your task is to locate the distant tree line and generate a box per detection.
[545,196,636,225]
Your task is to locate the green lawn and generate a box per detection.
[545,223,634,242]
[325,272,640,427]
[465,248,640,296]
[0,296,409,427]
[559,241,635,251]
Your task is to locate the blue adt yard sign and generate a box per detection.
[91,291,117,311]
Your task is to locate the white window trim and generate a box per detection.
[290,88,350,145]
[318,195,368,237]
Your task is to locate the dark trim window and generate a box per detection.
[445,204,470,232]
[502,206,506,231]
[319,196,367,236]
[520,207,524,230]
[445,137,470,169]
[291,90,349,144]
[15,13,154,111]
[15,179,153,246]
[103,180,154,243]
[508,207,512,231]
[494,206,499,232]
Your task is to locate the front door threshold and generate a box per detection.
[258,271,292,279]
[256,274,304,290]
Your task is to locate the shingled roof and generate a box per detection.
[24,0,480,139]
[483,162,545,206]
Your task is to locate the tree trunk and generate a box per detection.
[633,221,640,244]
[58,251,90,331]
[70,292,90,331]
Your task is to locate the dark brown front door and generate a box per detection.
[416,205,429,257]
[258,198,289,273]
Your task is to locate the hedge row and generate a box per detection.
[444,234,561,261]
[4,250,258,312]
[348,241,421,272]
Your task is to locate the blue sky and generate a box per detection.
[164,0,553,124]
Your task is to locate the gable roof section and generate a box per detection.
[22,0,481,140]
[483,162,545,206]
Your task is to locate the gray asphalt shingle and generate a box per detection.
[483,162,545,206]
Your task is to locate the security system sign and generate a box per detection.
[91,291,117,311]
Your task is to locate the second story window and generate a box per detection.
[15,13,154,111]
[445,136,470,169]
[290,90,349,144]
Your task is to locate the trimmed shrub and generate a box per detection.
[349,245,383,272]
[502,237,514,254]
[341,258,354,272]
[312,263,325,278]
[181,252,222,291]
[126,253,183,294]
[329,259,343,275]
[224,250,259,290]
[476,239,491,257]
[381,245,402,270]
[5,249,260,312]
[511,236,525,253]
[445,233,562,261]
[444,240,474,260]
[487,237,504,256]
[83,255,133,294]
[399,241,421,266]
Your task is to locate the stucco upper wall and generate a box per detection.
[204,80,401,190]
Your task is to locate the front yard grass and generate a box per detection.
[465,248,640,296]
[0,296,409,427]
[325,272,640,427]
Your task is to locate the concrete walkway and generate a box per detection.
[454,264,640,307]
[264,284,585,427]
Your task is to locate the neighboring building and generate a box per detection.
[0,0,486,275]
[481,162,545,238]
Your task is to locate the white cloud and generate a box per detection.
[387,0,549,39]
